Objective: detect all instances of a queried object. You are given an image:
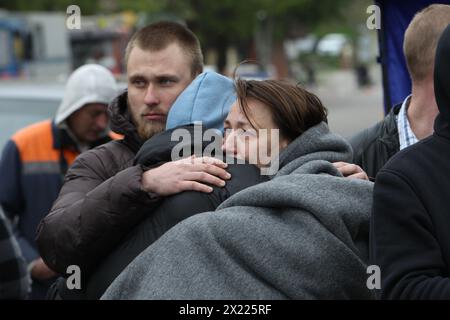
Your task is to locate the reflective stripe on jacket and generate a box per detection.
[0,119,113,263]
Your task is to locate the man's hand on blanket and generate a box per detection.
[333,162,369,181]
[141,155,231,196]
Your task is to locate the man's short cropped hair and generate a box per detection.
[404,4,450,83]
[124,21,204,78]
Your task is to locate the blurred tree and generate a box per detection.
[1,0,361,75]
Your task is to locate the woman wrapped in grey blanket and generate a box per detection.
[102,79,376,300]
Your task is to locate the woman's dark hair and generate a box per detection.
[234,78,328,141]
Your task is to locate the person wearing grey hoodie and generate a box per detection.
[42,70,241,300]
[102,79,376,300]
[0,64,118,299]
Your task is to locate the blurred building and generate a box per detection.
[69,12,136,75]
[0,10,136,79]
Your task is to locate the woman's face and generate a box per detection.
[222,98,290,168]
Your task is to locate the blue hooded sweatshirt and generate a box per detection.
[165,71,236,132]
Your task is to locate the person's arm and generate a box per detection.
[0,207,30,300]
[37,148,230,277]
[36,146,160,277]
[372,169,450,299]
[348,128,370,168]
[85,162,262,299]
[85,188,222,299]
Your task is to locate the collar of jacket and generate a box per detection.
[379,103,401,149]
[51,121,80,152]
[51,121,112,152]
[108,90,145,153]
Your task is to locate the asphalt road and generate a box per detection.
[309,66,384,139]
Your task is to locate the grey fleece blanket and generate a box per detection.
[102,122,376,299]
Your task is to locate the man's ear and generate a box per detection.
[280,137,291,150]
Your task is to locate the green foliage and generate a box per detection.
[1,0,358,41]
[1,0,369,70]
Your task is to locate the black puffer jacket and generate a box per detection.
[349,104,401,179]
[86,164,266,299]
[36,91,158,277]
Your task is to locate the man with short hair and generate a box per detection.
[371,22,450,299]
[0,64,118,298]
[344,4,450,180]
[36,21,230,281]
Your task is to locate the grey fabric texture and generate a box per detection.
[102,122,376,300]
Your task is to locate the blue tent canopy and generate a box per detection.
[376,0,450,113]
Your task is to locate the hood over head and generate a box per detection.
[166,71,236,132]
[55,64,118,125]
[434,24,450,135]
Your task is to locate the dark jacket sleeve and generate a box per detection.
[349,126,381,181]
[349,128,370,166]
[36,146,160,276]
[0,207,30,299]
[0,140,39,263]
[84,162,267,299]
[349,107,400,180]
[371,168,450,299]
